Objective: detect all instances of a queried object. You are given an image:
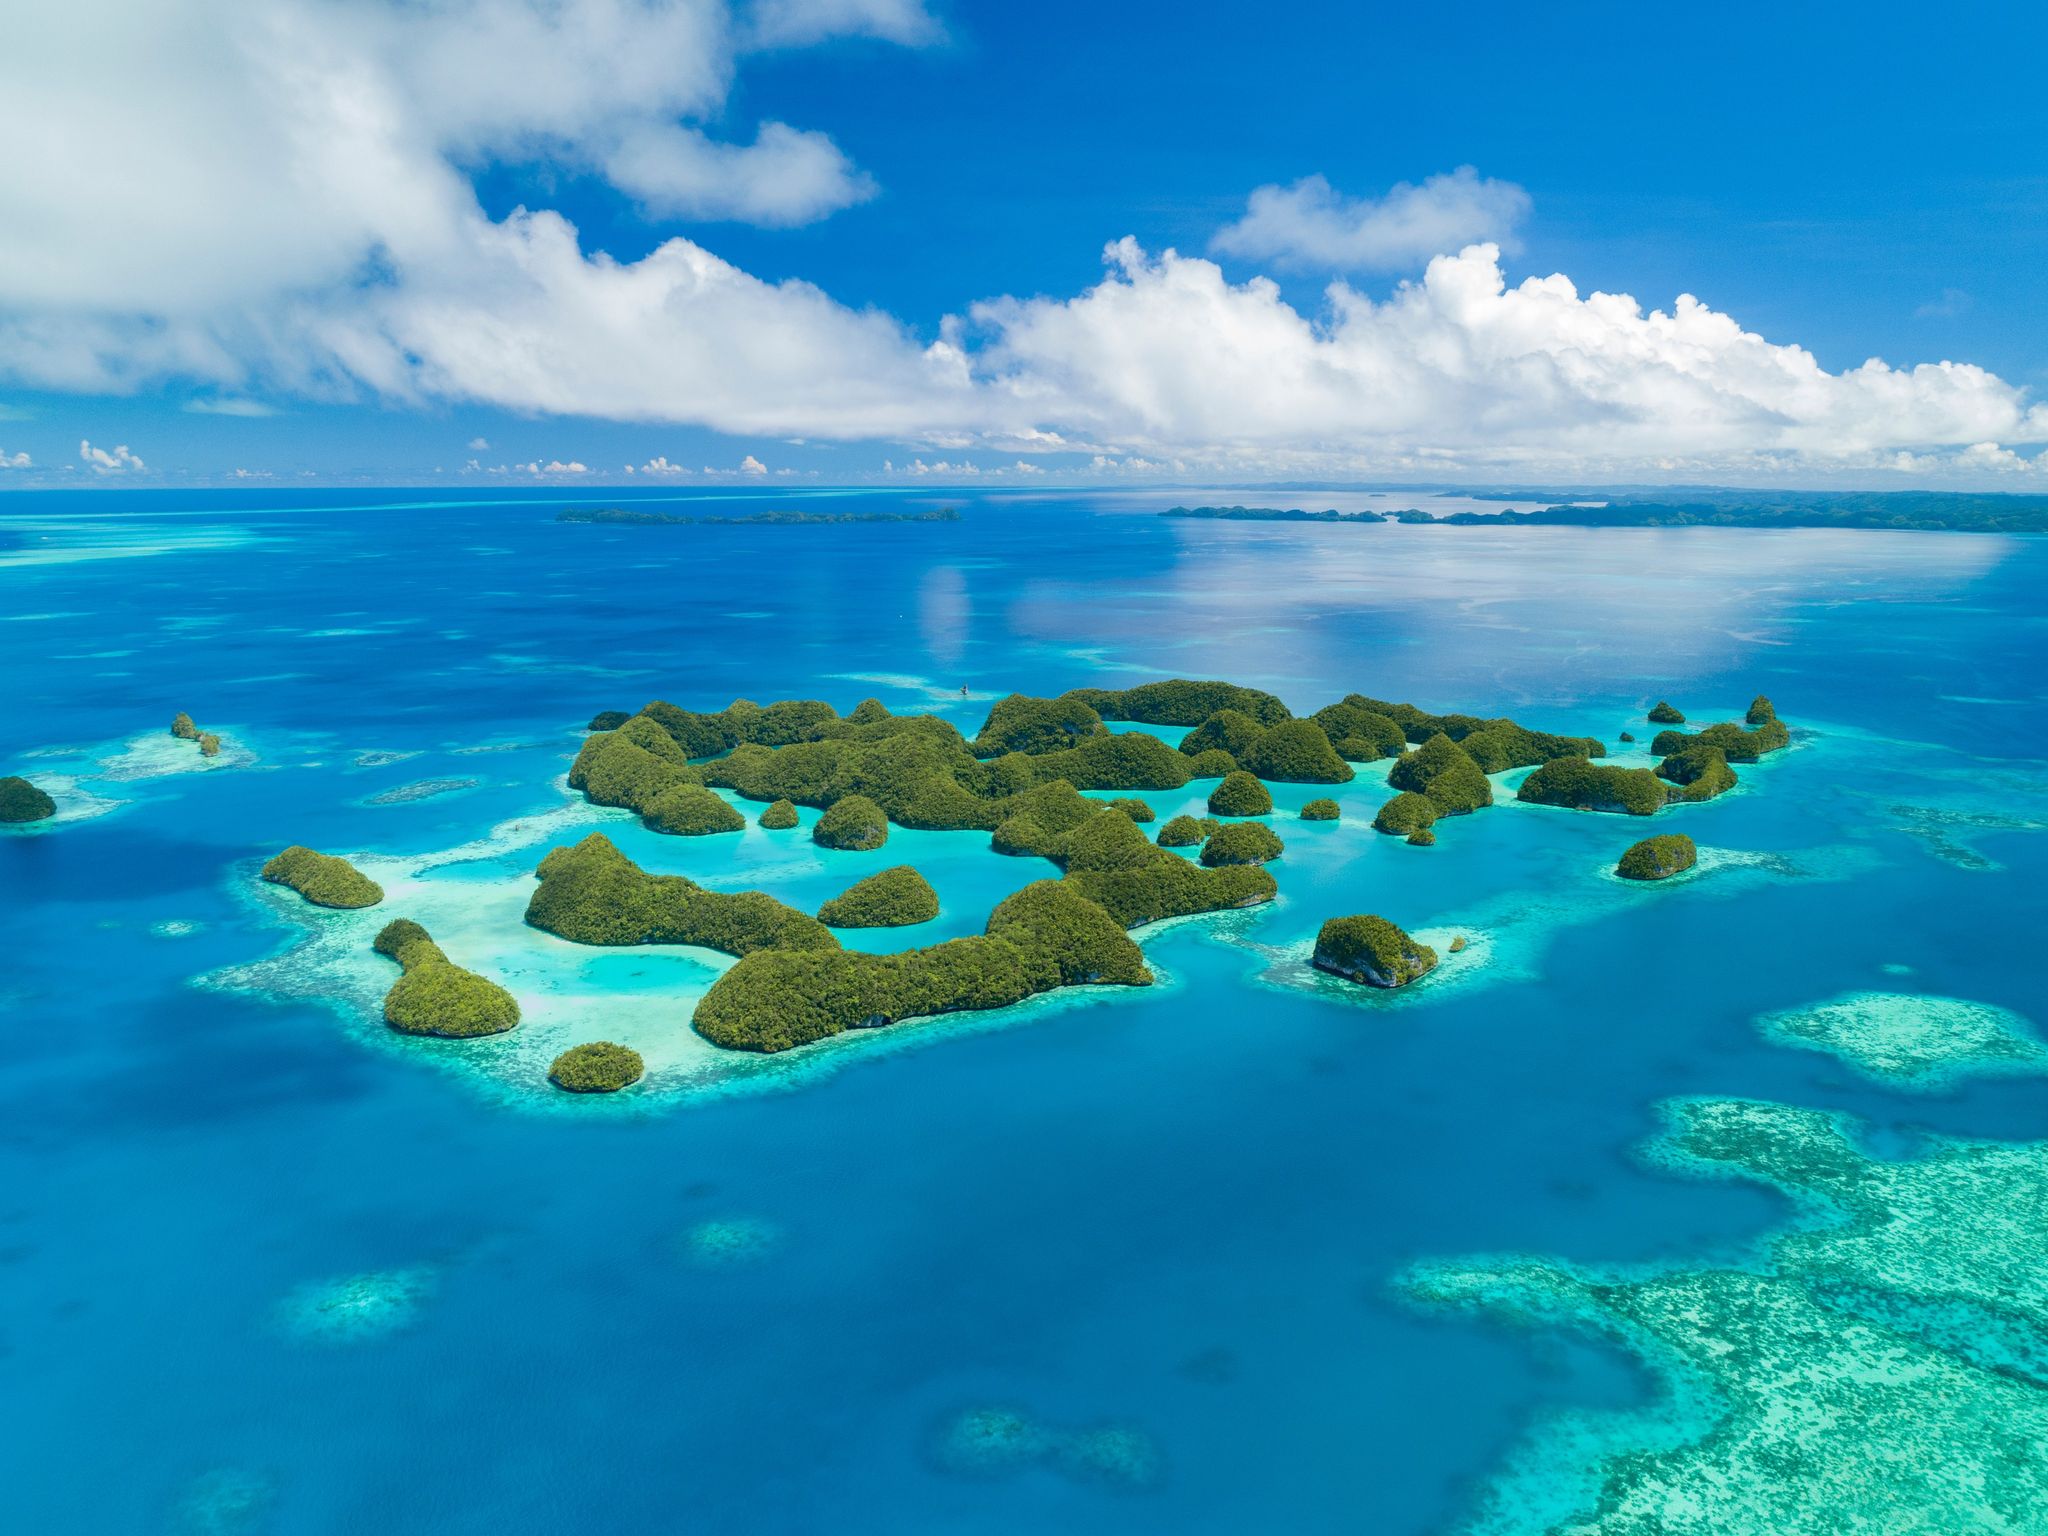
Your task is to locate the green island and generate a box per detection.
[813,792,890,850]
[642,783,746,836]
[1199,821,1283,867]
[0,774,57,823]
[759,798,799,829]
[1407,1096,2048,1532]
[549,1041,644,1093]
[1208,769,1274,816]
[1373,791,1439,837]
[1647,700,1685,724]
[261,846,384,909]
[1617,832,1698,881]
[557,507,960,527]
[1104,795,1155,822]
[171,710,223,757]
[526,833,835,953]
[1312,915,1438,989]
[817,865,940,928]
[1300,798,1340,821]
[1156,814,1219,847]
[373,918,520,1037]
[1518,757,1670,816]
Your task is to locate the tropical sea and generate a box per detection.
[2,486,2044,1534]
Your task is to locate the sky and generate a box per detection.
[4,0,2048,490]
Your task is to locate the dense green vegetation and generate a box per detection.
[1312,915,1439,988]
[261,846,384,909]
[1516,758,1670,815]
[0,775,56,823]
[1181,712,1350,782]
[813,794,890,850]
[1657,744,1739,802]
[197,732,221,756]
[1406,829,1437,846]
[1329,694,1603,769]
[817,865,940,927]
[1054,809,1275,927]
[641,784,746,836]
[549,1041,644,1092]
[1373,792,1440,836]
[525,833,836,953]
[1180,708,1266,759]
[1648,701,1686,724]
[1309,701,1408,760]
[171,712,198,740]
[1387,734,1493,814]
[1200,822,1284,867]
[693,879,1151,1052]
[1617,833,1699,881]
[1747,695,1776,725]
[373,918,520,1038]
[759,798,799,829]
[1650,716,1791,763]
[1301,798,1340,821]
[1185,748,1238,778]
[587,710,631,732]
[972,694,1108,756]
[1155,814,1218,847]
[1105,796,1155,823]
[1208,770,1274,816]
[1062,679,1291,726]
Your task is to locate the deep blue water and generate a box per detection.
[2,488,2045,1534]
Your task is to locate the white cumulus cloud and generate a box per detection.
[1211,166,1532,272]
[0,447,29,469]
[79,439,145,474]
[738,453,768,474]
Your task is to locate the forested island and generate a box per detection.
[1164,490,2048,534]
[558,507,960,527]
[259,677,1784,1081]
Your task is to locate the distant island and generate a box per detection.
[1164,489,2048,534]
[558,507,960,527]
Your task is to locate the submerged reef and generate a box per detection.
[817,865,940,928]
[1207,770,1274,817]
[1312,915,1438,988]
[261,846,384,909]
[549,1041,644,1092]
[1409,1096,2048,1534]
[1300,798,1340,821]
[0,774,56,823]
[526,833,836,954]
[1518,758,1670,816]
[694,879,1150,1052]
[1617,833,1698,881]
[928,1404,1163,1492]
[1758,992,2048,1090]
[374,918,520,1037]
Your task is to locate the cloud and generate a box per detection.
[79,439,145,473]
[746,0,942,48]
[467,436,490,450]
[1211,167,1531,272]
[518,459,589,474]
[738,453,768,474]
[184,397,277,416]
[599,119,874,224]
[1915,287,1974,320]
[0,447,28,469]
[636,455,690,475]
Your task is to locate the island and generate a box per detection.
[1373,792,1439,836]
[813,793,890,850]
[759,798,799,828]
[1208,770,1274,816]
[549,1041,644,1092]
[1300,798,1340,821]
[817,866,940,927]
[261,846,384,908]
[1200,822,1283,867]
[1387,734,1492,817]
[1517,758,1671,816]
[1156,814,1219,847]
[1617,833,1698,881]
[373,919,520,1037]
[1312,915,1439,988]
[172,710,224,757]
[0,774,56,823]
[1648,701,1686,724]
[526,834,834,953]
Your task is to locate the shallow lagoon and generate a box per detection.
[2,489,2045,1533]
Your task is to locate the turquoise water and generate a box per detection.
[2,489,2045,1533]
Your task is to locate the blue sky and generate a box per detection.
[4,0,2047,488]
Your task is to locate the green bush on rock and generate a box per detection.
[525,833,836,954]
[261,846,384,909]
[1312,915,1439,988]
[0,775,56,823]
[642,784,746,836]
[693,879,1151,1053]
[1617,833,1698,881]
[818,866,940,927]
[1517,758,1669,816]
[1388,734,1492,814]
[1200,822,1283,867]
[1301,798,1340,821]
[550,1042,644,1093]
[1208,770,1273,817]
[373,918,520,1037]
[759,798,799,829]
[171,712,199,740]
[813,794,889,850]
[1373,792,1439,836]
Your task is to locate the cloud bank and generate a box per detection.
[0,2,2043,480]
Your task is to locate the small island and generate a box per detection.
[1517,758,1670,816]
[813,793,890,850]
[1300,798,1340,821]
[374,919,520,1037]
[1312,915,1439,989]
[171,711,224,757]
[1647,701,1686,724]
[1208,770,1274,816]
[1617,833,1698,881]
[759,798,799,829]
[1200,822,1283,867]
[261,846,384,909]
[549,1041,644,1092]
[1156,814,1219,847]
[817,866,940,927]
[0,774,57,823]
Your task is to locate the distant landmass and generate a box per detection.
[1165,491,2048,534]
[558,507,960,527]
